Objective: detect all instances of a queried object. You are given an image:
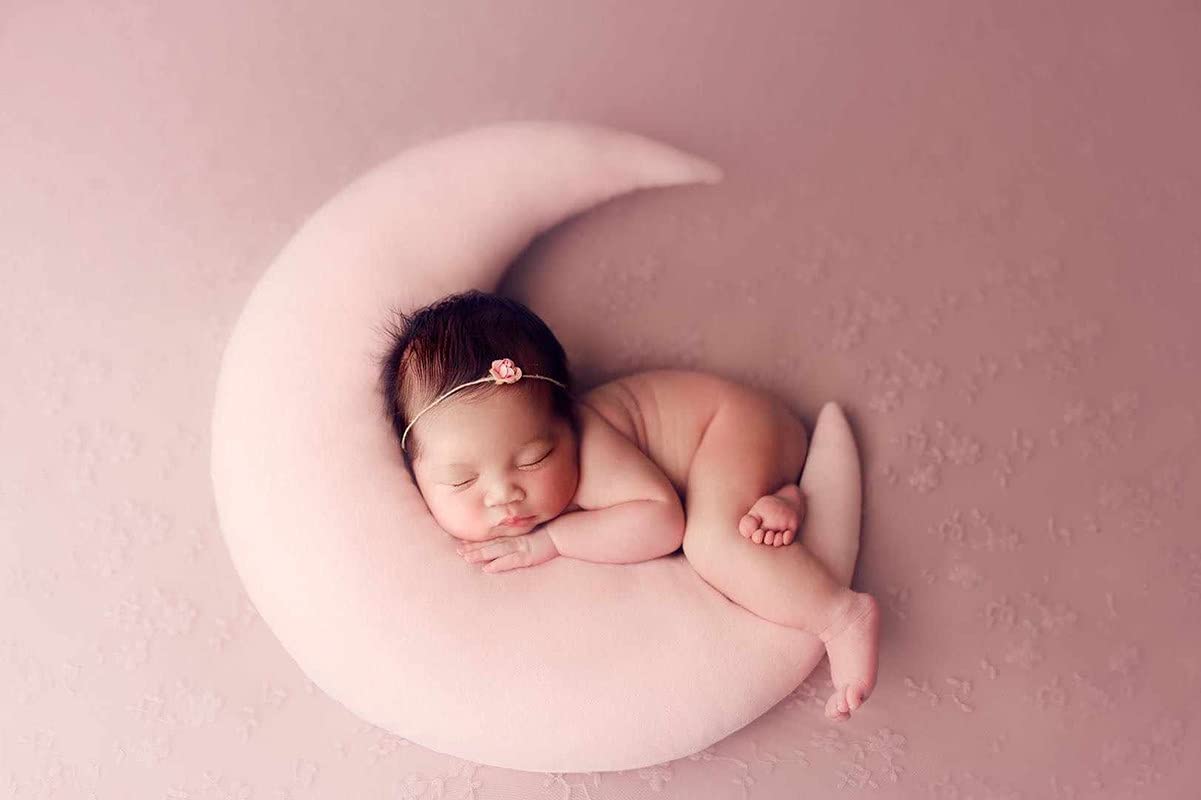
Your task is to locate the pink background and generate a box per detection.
[3,1,1199,797]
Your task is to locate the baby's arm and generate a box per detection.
[544,501,682,564]
[545,403,684,563]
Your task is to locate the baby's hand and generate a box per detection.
[456,527,560,573]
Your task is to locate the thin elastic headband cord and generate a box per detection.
[401,358,567,453]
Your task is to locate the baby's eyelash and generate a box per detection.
[526,449,553,466]
[449,450,553,487]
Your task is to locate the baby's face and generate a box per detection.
[410,387,580,542]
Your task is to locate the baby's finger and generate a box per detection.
[462,541,505,562]
[482,553,523,573]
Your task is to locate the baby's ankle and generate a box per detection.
[772,483,802,502]
[818,589,868,643]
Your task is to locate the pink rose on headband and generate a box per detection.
[490,358,522,384]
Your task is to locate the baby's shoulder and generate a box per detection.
[569,382,682,510]
[574,370,736,504]
[575,380,641,448]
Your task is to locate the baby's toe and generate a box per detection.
[739,514,760,538]
[825,691,849,720]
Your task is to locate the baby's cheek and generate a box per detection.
[427,495,476,539]
[543,465,579,510]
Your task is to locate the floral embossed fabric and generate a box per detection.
[2,1,1198,797]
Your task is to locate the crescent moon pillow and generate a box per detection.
[210,121,863,772]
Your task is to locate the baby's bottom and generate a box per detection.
[678,392,879,721]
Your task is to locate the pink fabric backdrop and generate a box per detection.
[2,1,1198,797]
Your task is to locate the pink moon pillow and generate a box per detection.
[210,121,863,772]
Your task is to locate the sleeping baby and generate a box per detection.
[375,289,880,722]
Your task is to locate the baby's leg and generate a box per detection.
[680,395,878,721]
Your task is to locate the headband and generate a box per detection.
[400,358,568,453]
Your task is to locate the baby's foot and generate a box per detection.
[739,484,806,546]
[819,591,880,721]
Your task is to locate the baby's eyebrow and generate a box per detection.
[444,433,551,468]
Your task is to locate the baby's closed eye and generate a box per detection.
[447,449,555,488]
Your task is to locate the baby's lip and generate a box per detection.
[500,515,534,526]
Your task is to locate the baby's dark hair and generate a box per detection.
[373,290,580,478]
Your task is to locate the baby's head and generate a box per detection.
[375,290,581,542]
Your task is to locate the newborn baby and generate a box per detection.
[376,289,880,721]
